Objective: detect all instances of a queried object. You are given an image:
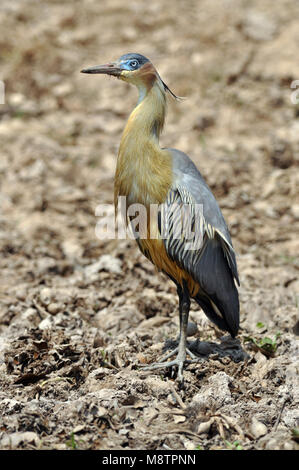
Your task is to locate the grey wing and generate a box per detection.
[160,148,240,336]
[167,148,239,284]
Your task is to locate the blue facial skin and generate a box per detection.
[120,60,140,71]
[118,53,149,71]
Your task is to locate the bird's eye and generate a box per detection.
[130,60,138,69]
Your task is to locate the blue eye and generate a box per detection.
[129,60,138,69]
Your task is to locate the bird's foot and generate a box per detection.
[140,347,200,385]
[159,346,197,362]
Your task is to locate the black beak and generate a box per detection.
[80,63,121,77]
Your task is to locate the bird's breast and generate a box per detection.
[115,146,173,206]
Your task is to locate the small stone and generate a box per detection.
[197,420,212,435]
[16,289,26,301]
[38,317,52,330]
[93,406,108,418]
[39,287,54,306]
[73,424,85,434]
[167,393,177,406]
[187,321,198,337]
[250,417,267,438]
[61,239,83,259]
[47,302,61,315]
[173,415,186,424]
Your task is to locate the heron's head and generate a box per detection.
[81,53,178,99]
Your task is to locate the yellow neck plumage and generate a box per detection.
[114,79,172,208]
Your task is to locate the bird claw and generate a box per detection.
[139,347,200,385]
[140,358,185,384]
[159,346,198,362]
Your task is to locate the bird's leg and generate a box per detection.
[140,280,195,384]
[158,283,196,362]
[175,281,190,382]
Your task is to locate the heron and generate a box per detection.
[81,53,240,384]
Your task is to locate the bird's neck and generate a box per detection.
[115,80,172,206]
[121,78,166,146]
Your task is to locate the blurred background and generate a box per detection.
[0,0,298,450]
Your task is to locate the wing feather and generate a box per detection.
[159,183,240,336]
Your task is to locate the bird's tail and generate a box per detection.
[193,238,240,337]
[195,293,239,337]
